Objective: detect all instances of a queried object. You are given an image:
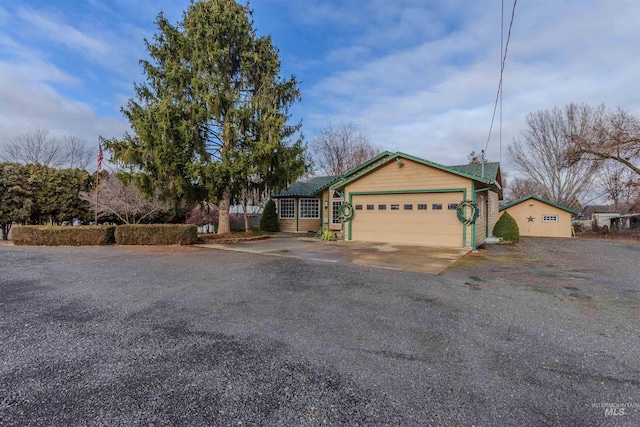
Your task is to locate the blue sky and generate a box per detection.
[0,0,638,170]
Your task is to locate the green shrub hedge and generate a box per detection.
[115,224,197,245]
[493,211,520,243]
[12,225,115,246]
[260,199,279,232]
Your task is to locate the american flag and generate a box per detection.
[97,144,103,172]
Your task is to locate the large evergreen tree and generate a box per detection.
[102,0,307,233]
[0,163,32,239]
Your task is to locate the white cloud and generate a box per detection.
[0,61,129,147]
[301,0,640,170]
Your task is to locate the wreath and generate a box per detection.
[456,200,480,225]
[338,202,354,222]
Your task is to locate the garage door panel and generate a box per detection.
[351,193,464,247]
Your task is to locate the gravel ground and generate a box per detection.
[0,238,638,426]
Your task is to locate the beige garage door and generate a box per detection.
[350,193,464,247]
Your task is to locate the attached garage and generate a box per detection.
[350,192,465,247]
[499,195,580,238]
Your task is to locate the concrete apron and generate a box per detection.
[196,237,470,275]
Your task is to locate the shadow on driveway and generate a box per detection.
[197,237,469,274]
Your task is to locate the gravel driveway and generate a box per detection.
[1,238,638,426]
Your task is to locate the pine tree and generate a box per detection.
[102,0,307,233]
[259,199,279,232]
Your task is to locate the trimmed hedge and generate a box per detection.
[12,225,115,246]
[115,224,197,245]
[493,211,520,243]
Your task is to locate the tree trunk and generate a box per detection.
[217,187,231,234]
[243,211,250,233]
[1,223,10,240]
[243,195,251,233]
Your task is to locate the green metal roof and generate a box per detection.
[499,195,581,216]
[272,175,341,198]
[449,162,501,182]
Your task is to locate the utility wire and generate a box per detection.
[484,0,517,156]
[500,0,504,165]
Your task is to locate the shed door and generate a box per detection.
[350,193,464,247]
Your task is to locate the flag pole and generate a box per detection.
[96,142,103,225]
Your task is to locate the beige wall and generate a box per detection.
[344,158,474,247]
[477,190,501,242]
[277,198,322,233]
[475,192,487,245]
[502,200,573,238]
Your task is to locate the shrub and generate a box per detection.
[493,211,520,243]
[316,228,334,241]
[115,224,197,245]
[12,225,115,246]
[259,199,279,232]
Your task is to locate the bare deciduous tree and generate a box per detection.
[503,177,547,203]
[62,134,94,170]
[310,123,381,175]
[566,104,640,175]
[596,161,639,212]
[508,106,601,210]
[1,127,94,169]
[80,174,171,224]
[1,127,63,167]
[186,202,219,233]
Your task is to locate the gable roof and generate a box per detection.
[499,195,581,216]
[275,152,504,198]
[273,175,341,197]
[340,151,395,180]
[331,152,495,190]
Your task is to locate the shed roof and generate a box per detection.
[500,195,581,216]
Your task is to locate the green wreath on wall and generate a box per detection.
[456,200,480,225]
[338,202,354,222]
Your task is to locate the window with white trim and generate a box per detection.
[488,194,495,214]
[542,215,559,222]
[478,195,484,219]
[299,198,320,219]
[279,199,295,218]
[332,200,343,224]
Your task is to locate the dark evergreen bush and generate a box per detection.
[493,211,520,243]
[12,225,115,246]
[260,199,279,232]
[115,224,197,245]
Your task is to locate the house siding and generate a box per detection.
[487,191,501,236]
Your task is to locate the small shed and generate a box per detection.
[499,195,580,238]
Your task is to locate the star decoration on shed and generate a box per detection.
[527,216,535,222]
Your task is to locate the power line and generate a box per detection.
[484,0,518,156]
[500,0,504,165]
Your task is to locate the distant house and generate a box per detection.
[500,195,580,238]
[272,152,503,250]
